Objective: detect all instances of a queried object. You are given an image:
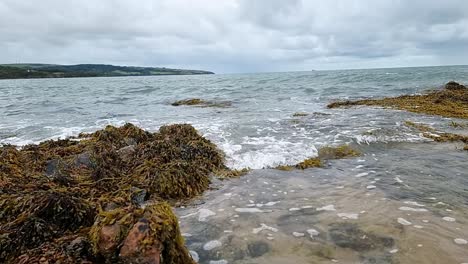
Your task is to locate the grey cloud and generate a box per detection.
[1,0,467,73]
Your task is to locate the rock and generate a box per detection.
[445,81,466,90]
[117,145,136,162]
[130,187,147,206]
[203,240,222,251]
[247,241,270,258]
[65,237,92,259]
[74,152,93,168]
[329,223,394,252]
[119,218,161,264]
[98,223,122,255]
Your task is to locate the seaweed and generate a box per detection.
[275,145,360,171]
[295,157,322,169]
[449,121,467,128]
[328,81,468,119]
[0,123,230,263]
[318,145,361,160]
[292,112,309,117]
[404,121,435,132]
[171,98,232,108]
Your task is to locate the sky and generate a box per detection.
[1,0,468,73]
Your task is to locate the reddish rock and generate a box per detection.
[98,223,122,254]
[119,218,161,264]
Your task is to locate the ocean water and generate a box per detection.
[1,66,468,263]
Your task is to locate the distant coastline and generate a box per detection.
[0,63,214,79]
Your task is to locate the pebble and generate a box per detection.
[366,185,376,190]
[389,249,398,254]
[292,232,305,237]
[397,218,412,225]
[189,251,199,262]
[252,223,278,234]
[307,228,320,238]
[442,216,456,222]
[203,240,222,251]
[454,238,467,245]
[198,209,216,221]
[398,206,428,212]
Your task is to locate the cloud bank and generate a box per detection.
[1,0,468,73]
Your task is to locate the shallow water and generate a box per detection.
[1,66,468,263]
[176,142,468,264]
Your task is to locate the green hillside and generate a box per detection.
[0,63,214,79]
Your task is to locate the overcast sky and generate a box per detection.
[1,0,468,73]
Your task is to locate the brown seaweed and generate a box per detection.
[328,81,468,119]
[0,123,235,263]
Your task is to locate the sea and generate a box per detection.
[1,65,468,263]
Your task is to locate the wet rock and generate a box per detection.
[74,152,93,168]
[44,159,76,186]
[247,241,270,258]
[97,223,122,255]
[329,223,394,252]
[117,145,136,162]
[360,252,394,264]
[445,81,466,91]
[119,219,161,264]
[130,187,147,206]
[65,237,92,259]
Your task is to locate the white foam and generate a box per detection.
[337,213,359,219]
[289,208,301,212]
[454,238,468,245]
[209,260,228,264]
[355,172,369,178]
[317,205,336,211]
[404,201,425,207]
[235,208,268,213]
[366,185,376,190]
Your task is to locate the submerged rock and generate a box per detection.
[329,223,394,252]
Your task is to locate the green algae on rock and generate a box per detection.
[328,81,468,119]
[0,123,234,263]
